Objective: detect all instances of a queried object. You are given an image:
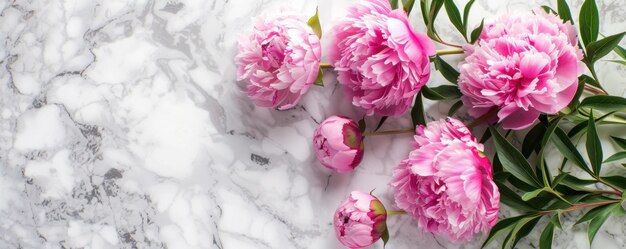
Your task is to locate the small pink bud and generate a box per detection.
[313,116,364,172]
[334,191,388,249]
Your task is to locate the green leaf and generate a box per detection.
[552,127,594,175]
[567,121,588,138]
[539,220,555,249]
[419,0,430,25]
[389,0,399,9]
[313,68,324,86]
[604,151,626,163]
[611,136,626,150]
[546,194,590,210]
[588,204,617,244]
[490,127,542,188]
[426,0,445,40]
[522,188,546,201]
[443,0,464,40]
[358,118,366,133]
[481,215,527,248]
[375,116,388,132]
[307,8,322,38]
[479,127,492,144]
[585,32,626,63]
[448,100,463,116]
[601,175,626,189]
[579,0,599,47]
[523,122,547,158]
[586,111,603,176]
[567,77,586,110]
[496,182,539,212]
[381,226,390,247]
[503,216,542,249]
[557,174,596,192]
[541,117,564,149]
[557,0,573,24]
[551,173,569,188]
[421,85,462,100]
[606,60,626,66]
[462,0,475,38]
[568,111,615,138]
[576,203,613,225]
[411,92,426,127]
[580,74,602,89]
[470,19,484,44]
[580,194,619,204]
[614,45,626,60]
[402,0,416,13]
[551,214,563,230]
[540,5,557,14]
[433,56,460,84]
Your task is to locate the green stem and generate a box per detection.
[320,63,333,69]
[584,84,607,95]
[585,63,608,95]
[362,129,415,137]
[595,177,623,195]
[387,210,407,215]
[592,190,623,196]
[432,37,463,49]
[540,199,620,215]
[546,189,572,205]
[436,48,465,56]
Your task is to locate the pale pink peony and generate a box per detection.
[391,118,500,242]
[313,116,364,172]
[329,0,436,117]
[235,14,321,110]
[334,191,387,249]
[458,11,584,130]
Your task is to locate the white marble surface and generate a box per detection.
[0,0,625,248]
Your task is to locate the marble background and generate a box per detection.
[0,0,625,248]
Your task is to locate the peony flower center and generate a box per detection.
[261,32,287,69]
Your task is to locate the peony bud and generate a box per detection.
[313,116,364,172]
[334,191,387,249]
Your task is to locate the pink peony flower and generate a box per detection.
[390,118,500,242]
[334,191,387,249]
[329,0,436,117]
[235,13,321,110]
[458,11,584,130]
[313,116,364,172]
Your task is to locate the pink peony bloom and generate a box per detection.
[334,191,387,249]
[458,11,584,130]
[235,13,321,110]
[313,116,364,172]
[391,118,500,242]
[329,0,436,117]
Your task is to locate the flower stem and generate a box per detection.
[362,129,415,137]
[592,190,623,196]
[387,210,407,215]
[436,49,464,56]
[595,177,624,195]
[320,63,333,69]
[539,200,620,215]
[584,84,608,95]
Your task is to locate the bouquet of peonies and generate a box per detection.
[235,0,626,248]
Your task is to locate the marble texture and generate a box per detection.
[0,0,625,248]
